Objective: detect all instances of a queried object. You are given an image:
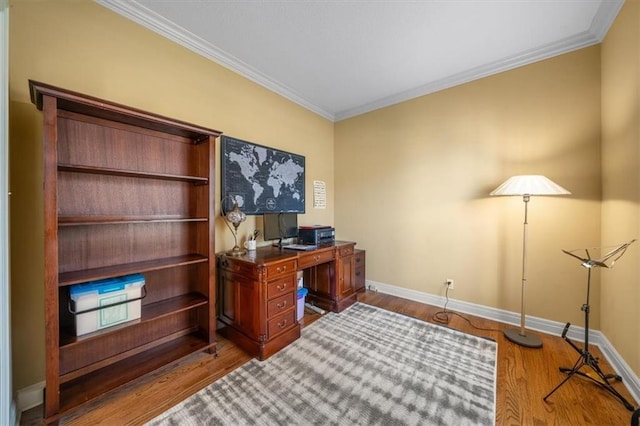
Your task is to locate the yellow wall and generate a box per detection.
[601,0,640,374]
[335,48,602,330]
[9,0,334,390]
[9,0,640,394]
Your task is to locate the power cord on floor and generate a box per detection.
[432,284,502,333]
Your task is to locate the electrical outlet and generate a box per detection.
[446,278,454,290]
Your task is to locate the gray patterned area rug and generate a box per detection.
[148,302,496,426]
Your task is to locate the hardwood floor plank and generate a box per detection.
[352,292,636,425]
[20,291,637,425]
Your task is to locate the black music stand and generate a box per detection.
[543,239,636,411]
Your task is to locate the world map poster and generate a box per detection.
[221,136,305,215]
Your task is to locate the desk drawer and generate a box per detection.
[298,248,334,269]
[267,292,295,319]
[218,256,257,279]
[265,260,297,280]
[266,274,296,300]
[338,244,355,257]
[267,309,296,338]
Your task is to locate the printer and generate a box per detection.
[298,225,335,246]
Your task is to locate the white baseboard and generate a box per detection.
[16,282,640,417]
[10,400,17,426]
[16,380,44,415]
[365,279,640,406]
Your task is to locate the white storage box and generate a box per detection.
[70,274,145,336]
[297,270,304,289]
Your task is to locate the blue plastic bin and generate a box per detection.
[296,287,309,321]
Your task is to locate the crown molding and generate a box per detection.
[335,32,599,121]
[335,0,624,121]
[95,0,336,121]
[96,0,623,123]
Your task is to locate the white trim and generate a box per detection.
[335,0,625,121]
[95,0,623,122]
[17,280,639,414]
[366,279,640,406]
[589,0,625,38]
[0,1,13,425]
[16,381,44,415]
[94,0,335,122]
[335,31,599,121]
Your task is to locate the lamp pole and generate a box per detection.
[519,195,529,336]
[503,194,543,348]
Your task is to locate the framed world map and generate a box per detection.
[221,136,305,215]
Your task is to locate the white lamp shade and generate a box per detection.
[490,175,571,196]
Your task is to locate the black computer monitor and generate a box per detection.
[263,212,298,247]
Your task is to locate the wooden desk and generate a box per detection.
[217,241,358,360]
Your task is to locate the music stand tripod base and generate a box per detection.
[504,328,543,348]
[543,240,637,412]
[542,322,635,411]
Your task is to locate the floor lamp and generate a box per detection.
[490,175,571,348]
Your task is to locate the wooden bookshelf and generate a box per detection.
[30,80,221,424]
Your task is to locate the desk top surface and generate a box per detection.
[218,241,355,265]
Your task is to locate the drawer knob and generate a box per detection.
[277,301,288,309]
[277,283,287,292]
[278,319,288,329]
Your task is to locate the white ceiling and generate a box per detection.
[96,0,624,122]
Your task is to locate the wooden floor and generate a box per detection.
[21,291,637,425]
